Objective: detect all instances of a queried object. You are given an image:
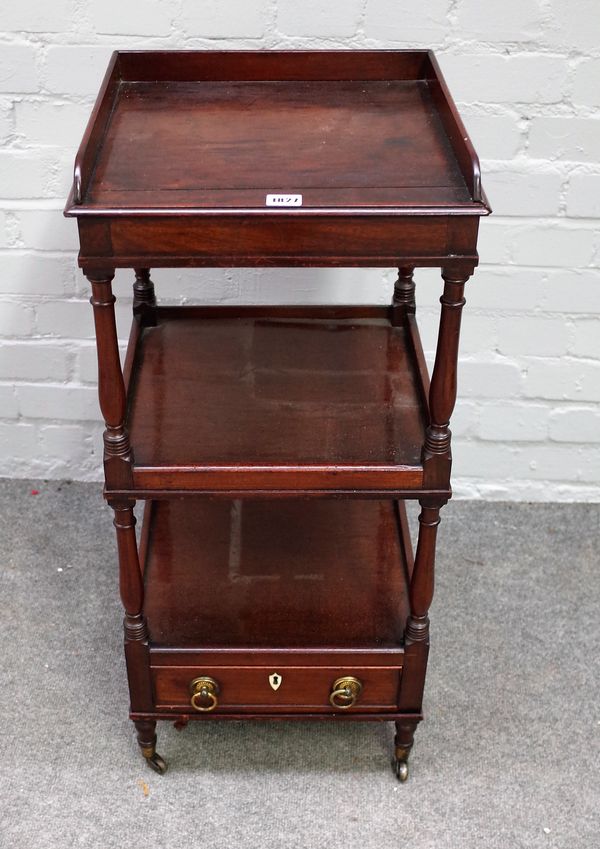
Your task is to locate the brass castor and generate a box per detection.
[393,758,409,782]
[145,752,168,775]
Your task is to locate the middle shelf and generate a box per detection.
[122,305,432,497]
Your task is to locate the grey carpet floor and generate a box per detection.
[0,479,598,849]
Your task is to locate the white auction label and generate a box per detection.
[266,194,303,207]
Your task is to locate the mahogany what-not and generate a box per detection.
[64,49,490,781]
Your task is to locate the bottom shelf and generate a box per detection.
[143,498,412,649]
[141,498,413,714]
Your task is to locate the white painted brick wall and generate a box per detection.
[479,403,550,443]
[496,317,570,358]
[364,1,450,42]
[567,174,600,218]
[181,1,270,39]
[571,320,600,358]
[15,101,91,148]
[549,407,600,443]
[0,44,38,92]
[440,54,567,104]
[0,1,71,34]
[277,0,363,38]
[483,169,562,217]
[455,0,544,43]
[0,150,55,197]
[529,117,600,162]
[572,59,600,107]
[90,2,173,37]
[544,0,600,51]
[0,1,599,501]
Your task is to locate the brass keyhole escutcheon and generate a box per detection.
[189,676,220,712]
[329,676,363,709]
[269,672,282,691]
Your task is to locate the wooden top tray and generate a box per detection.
[65,50,489,219]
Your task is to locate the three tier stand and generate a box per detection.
[65,50,489,781]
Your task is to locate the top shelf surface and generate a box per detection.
[65,50,489,217]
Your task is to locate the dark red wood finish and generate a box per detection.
[142,499,410,649]
[65,50,487,272]
[144,498,408,715]
[123,307,428,497]
[64,50,489,778]
[152,666,402,713]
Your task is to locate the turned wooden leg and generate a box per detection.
[393,265,474,779]
[111,500,166,774]
[134,720,167,775]
[394,719,419,782]
[395,499,444,781]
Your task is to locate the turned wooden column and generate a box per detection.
[396,265,473,772]
[403,500,442,693]
[111,502,153,711]
[113,503,144,626]
[87,270,133,490]
[133,268,157,326]
[396,499,443,758]
[391,266,415,326]
[422,268,471,489]
[111,500,161,768]
[407,504,440,641]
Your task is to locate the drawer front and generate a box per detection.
[152,665,400,713]
[106,215,451,264]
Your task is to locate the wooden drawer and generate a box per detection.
[152,665,401,713]
[107,215,452,265]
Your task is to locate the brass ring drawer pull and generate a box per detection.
[189,676,220,712]
[329,676,363,709]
